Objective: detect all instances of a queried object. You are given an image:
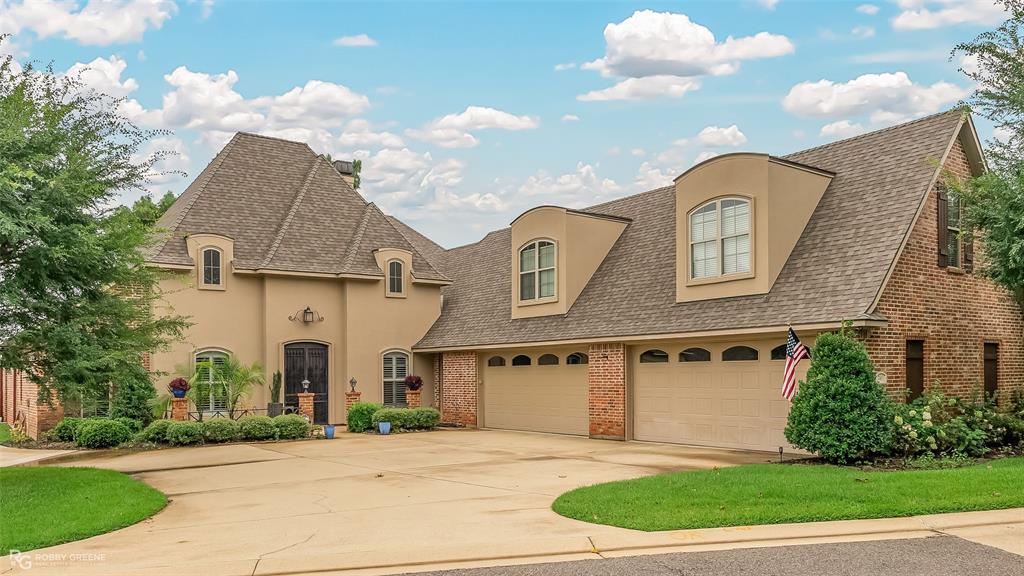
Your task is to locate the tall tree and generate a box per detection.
[123,191,177,227]
[0,40,189,411]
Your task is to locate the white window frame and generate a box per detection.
[194,350,229,415]
[518,239,557,302]
[386,259,405,296]
[947,193,962,268]
[688,197,752,281]
[382,350,410,406]
[200,247,224,290]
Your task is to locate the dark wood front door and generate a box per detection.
[284,342,329,424]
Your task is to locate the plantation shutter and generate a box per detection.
[394,354,408,406]
[383,355,394,405]
[962,232,974,272]
[936,187,949,267]
[211,355,228,412]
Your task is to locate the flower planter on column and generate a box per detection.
[406,389,421,408]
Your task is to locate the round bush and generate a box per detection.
[238,415,276,441]
[137,419,174,443]
[166,421,204,446]
[347,402,382,433]
[113,417,144,434]
[273,414,311,440]
[75,419,133,449]
[51,417,85,442]
[784,330,895,464]
[203,418,240,443]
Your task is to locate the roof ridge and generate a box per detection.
[584,185,674,213]
[260,155,322,268]
[340,203,376,272]
[235,131,316,151]
[784,109,965,159]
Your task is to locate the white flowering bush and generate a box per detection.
[891,390,1021,458]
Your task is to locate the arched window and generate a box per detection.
[770,344,788,361]
[202,248,222,286]
[690,198,751,279]
[382,351,409,406]
[512,355,532,366]
[538,354,559,365]
[194,350,228,414]
[487,356,506,367]
[680,347,711,362]
[639,349,669,363]
[519,240,556,301]
[387,260,404,295]
[723,346,759,361]
[566,352,589,365]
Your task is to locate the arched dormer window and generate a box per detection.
[519,240,556,301]
[690,198,751,279]
[387,259,404,296]
[201,247,222,287]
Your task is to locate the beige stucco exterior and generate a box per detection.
[509,206,628,319]
[674,154,832,302]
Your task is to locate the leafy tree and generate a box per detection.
[123,191,177,227]
[0,40,189,410]
[351,158,362,190]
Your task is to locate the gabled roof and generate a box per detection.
[148,132,449,282]
[415,109,969,349]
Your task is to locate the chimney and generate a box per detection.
[332,160,356,188]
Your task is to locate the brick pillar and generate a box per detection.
[433,354,441,407]
[297,392,315,421]
[588,343,626,440]
[345,390,362,414]
[406,389,421,408]
[171,397,189,421]
[440,351,477,427]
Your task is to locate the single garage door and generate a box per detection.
[633,339,807,452]
[481,349,589,436]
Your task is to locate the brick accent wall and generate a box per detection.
[297,392,315,421]
[344,390,362,415]
[0,369,63,439]
[406,389,422,408]
[588,343,626,439]
[171,397,189,421]
[439,351,477,426]
[863,137,1024,402]
[432,354,441,408]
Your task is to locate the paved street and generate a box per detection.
[406,536,1024,576]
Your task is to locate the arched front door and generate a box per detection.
[284,342,329,424]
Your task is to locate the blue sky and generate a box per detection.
[0,0,1009,246]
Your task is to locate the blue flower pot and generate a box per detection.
[324,425,335,439]
[378,421,391,435]
[171,389,186,398]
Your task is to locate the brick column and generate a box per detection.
[588,343,626,440]
[171,397,189,421]
[297,392,315,421]
[345,390,362,413]
[440,351,477,427]
[406,389,421,408]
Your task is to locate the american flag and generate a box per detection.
[782,327,810,401]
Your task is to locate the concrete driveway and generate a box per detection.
[10,429,770,576]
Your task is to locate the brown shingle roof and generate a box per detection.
[415,110,966,349]
[148,132,448,282]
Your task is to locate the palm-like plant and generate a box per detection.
[219,356,266,417]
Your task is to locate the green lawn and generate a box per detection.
[552,457,1024,531]
[0,423,10,443]
[0,467,167,552]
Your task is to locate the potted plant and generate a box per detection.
[268,371,283,417]
[324,423,336,439]
[378,421,391,435]
[404,375,423,391]
[169,377,189,398]
[404,375,424,407]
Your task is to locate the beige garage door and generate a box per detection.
[633,338,807,452]
[481,349,588,436]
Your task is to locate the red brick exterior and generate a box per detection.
[171,397,189,421]
[297,392,315,421]
[588,343,626,439]
[863,137,1024,402]
[406,389,422,408]
[439,351,477,426]
[0,369,63,439]
[344,390,362,415]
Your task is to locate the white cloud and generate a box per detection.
[333,34,378,47]
[577,75,701,102]
[0,0,176,45]
[633,161,674,191]
[819,120,867,139]
[959,53,981,75]
[406,106,539,148]
[782,72,968,124]
[892,0,1008,30]
[993,126,1011,142]
[561,114,580,122]
[693,150,718,165]
[759,0,779,9]
[696,125,747,147]
[852,25,876,38]
[337,119,404,149]
[856,4,880,15]
[63,56,139,97]
[631,148,646,157]
[518,162,622,207]
[848,49,946,63]
[553,62,576,71]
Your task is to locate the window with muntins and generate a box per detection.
[195,351,228,413]
[519,240,556,301]
[383,351,409,406]
[947,193,961,268]
[388,260,404,295]
[690,198,751,279]
[203,248,222,286]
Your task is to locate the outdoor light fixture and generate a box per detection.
[302,307,314,323]
[288,307,324,323]
[302,379,310,392]
[349,377,358,392]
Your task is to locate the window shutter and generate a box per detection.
[962,232,974,272]
[936,187,949,267]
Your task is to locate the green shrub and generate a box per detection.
[202,418,240,443]
[784,330,895,464]
[138,419,174,443]
[273,414,311,440]
[891,391,1024,458]
[113,416,144,434]
[166,421,204,446]
[109,373,156,427]
[238,415,276,440]
[75,419,133,448]
[347,402,382,433]
[51,417,85,442]
[371,407,441,431]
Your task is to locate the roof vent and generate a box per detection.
[333,160,354,176]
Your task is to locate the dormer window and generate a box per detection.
[690,198,751,279]
[202,248,222,287]
[519,240,556,301]
[387,259,404,296]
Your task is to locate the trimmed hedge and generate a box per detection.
[75,419,133,448]
[51,417,85,442]
[238,415,276,441]
[166,421,204,446]
[371,407,441,431]
[347,402,382,433]
[113,417,144,434]
[273,414,311,440]
[138,419,174,443]
[203,418,240,443]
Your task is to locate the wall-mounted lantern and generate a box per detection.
[349,377,358,393]
[302,307,314,323]
[289,307,324,323]
[301,379,310,392]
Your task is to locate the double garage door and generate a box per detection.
[480,348,589,436]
